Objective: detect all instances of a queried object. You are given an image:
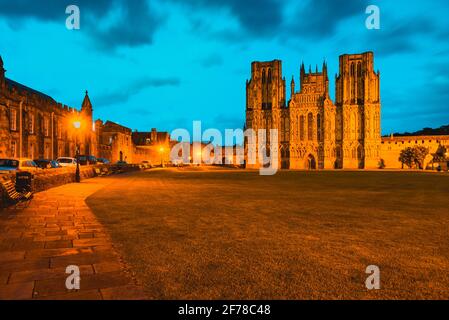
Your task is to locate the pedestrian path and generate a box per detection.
[0,178,146,300]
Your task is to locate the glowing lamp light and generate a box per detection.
[73,121,81,129]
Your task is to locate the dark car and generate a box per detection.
[77,155,97,165]
[34,159,62,169]
[96,158,110,164]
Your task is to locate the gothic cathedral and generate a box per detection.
[245,52,381,170]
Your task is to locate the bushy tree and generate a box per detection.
[413,146,429,169]
[399,147,414,168]
[399,146,429,169]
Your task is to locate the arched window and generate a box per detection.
[317,114,321,141]
[307,113,313,141]
[262,69,267,108]
[267,69,273,109]
[300,115,305,141]
[336,147,341,158]
[351,63,356,101]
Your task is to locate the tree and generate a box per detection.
[413,146,429,169]
[399,147,414,169]
[399,146,429,169]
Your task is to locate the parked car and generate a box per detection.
[97,158,110,164]
[34,159,62,169]
[116,161,128,166]
[141,160,153,169]
[78,155,97,165]
[56,157,77,167]
[0,158,40,173]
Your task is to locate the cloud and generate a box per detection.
[95,76,180,107]
[171,0,283,38]
[287,0,369,38]
[0,0,162,50]
[361,16,436,56]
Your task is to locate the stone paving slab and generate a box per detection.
[0,178,147,300]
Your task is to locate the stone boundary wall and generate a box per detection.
[0,165,142,208]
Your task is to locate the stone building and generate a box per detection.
[246,52,381,169]
[0,56,97,160]
[0,55,170,165]
[96,120,134,163]
[132,128,171,165]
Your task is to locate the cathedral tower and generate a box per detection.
[335,52,381,169]
[246,60,287,168]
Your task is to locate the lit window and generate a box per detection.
[58,122,62,139]
[44,118,50,136]
[29,114,35,134]
[10,109,17,131]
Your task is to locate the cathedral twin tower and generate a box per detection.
[245,52,381,170]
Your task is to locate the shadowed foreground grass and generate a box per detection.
[86,168,449,299]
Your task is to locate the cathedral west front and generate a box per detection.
[245,52,381,170]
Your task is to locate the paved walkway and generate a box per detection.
[0,177,147,300]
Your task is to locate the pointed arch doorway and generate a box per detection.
[307,154,316,170]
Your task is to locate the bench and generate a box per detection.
[1,179,33,207]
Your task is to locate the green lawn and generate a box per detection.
[86,168,449,299]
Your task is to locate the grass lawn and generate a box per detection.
[85,168,449,299]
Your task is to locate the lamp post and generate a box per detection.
[73,121,81,183]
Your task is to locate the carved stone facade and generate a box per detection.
[245,52,381,169]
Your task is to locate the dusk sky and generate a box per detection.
[1,0,448,136]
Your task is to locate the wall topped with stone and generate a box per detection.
[0,165,142,208]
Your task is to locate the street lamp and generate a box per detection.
[73,120,81,183]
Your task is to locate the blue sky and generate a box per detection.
[1,0,448,136]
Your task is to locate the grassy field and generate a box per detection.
[86,168,449,299]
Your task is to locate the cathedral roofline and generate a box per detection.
[339,51,374,57]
